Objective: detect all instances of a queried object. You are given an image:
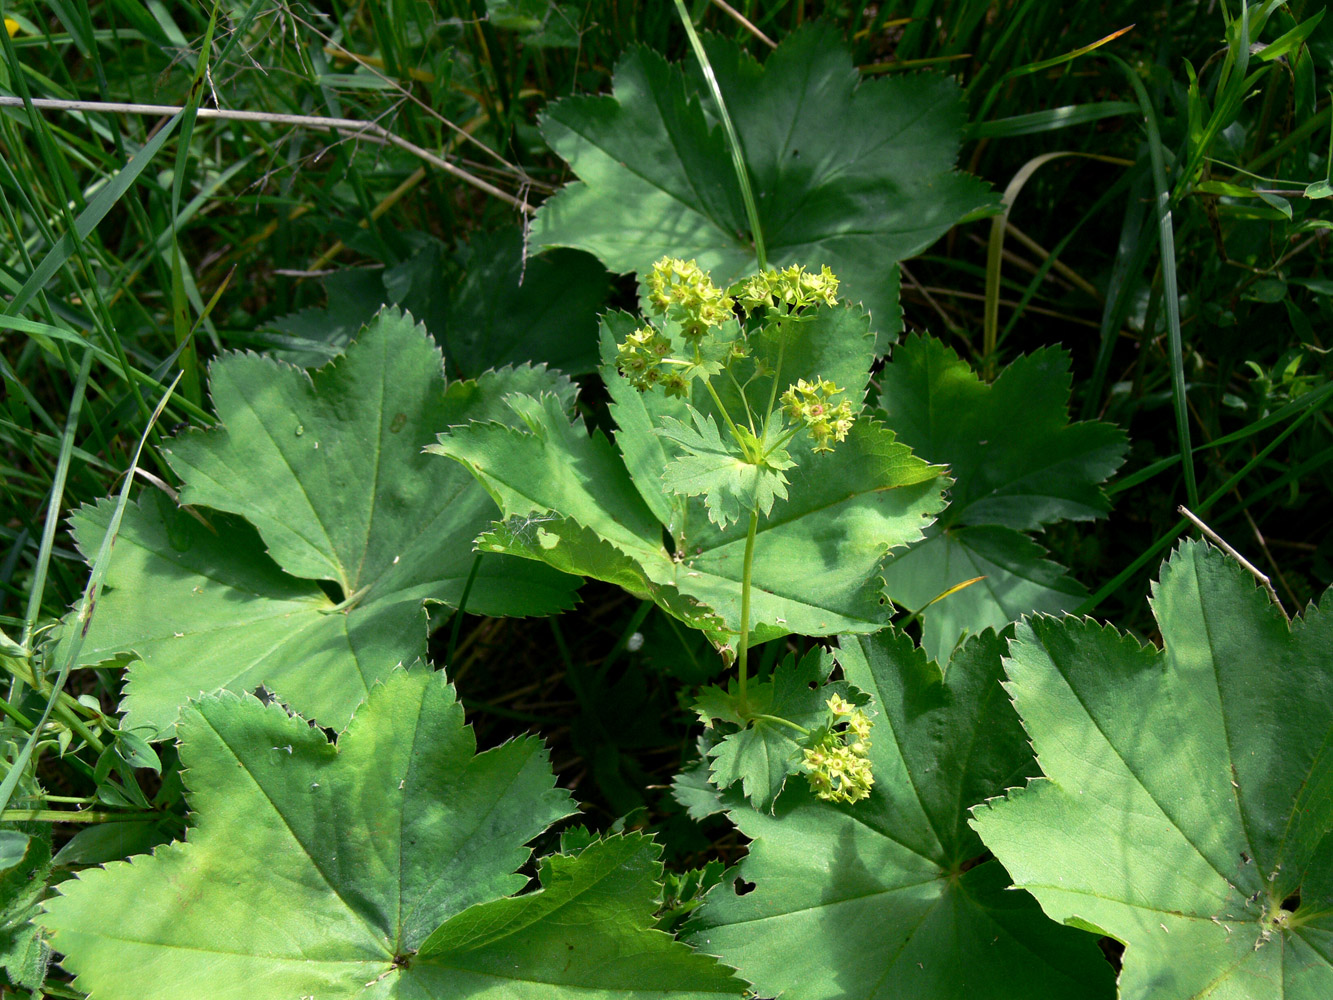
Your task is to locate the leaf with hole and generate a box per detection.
[687,627,1116,1000]
[972,541,1333,1000]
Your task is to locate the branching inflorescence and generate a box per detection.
[620,257,875,804]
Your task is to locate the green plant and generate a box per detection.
[533,24,999,351]
[58,310,579,739]
[1,3,1331,999]
[428,265,946,650]
[686,627,1117,1000]
[41,667,745,999]
[974,540,1333,998]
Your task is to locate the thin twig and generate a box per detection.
[899,262,961,335]
[284,8,532,181]
[0,95,533,214]
[1239,505,1300,607]
[1178,505,1289,621]
[709,0,777,48]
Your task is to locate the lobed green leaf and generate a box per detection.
[972,541,1333,999]
[534,25,997,351]
[688,627,1116,999]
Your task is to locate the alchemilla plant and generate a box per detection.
[3,5,1332,1000]
[610,257,877,805]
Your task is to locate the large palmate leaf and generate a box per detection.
[687,628,1116,1000]
[972,541,1333,1000]
[68,309,578,737]
[878,335,1127,661]
[534,24,996,350]
[431,308,946,648]
[67,493,422,739]
[42,668,743,1000]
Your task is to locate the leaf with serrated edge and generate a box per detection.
[881,523,1087,661]
[694,648,854,811]
[432,344,946,645]
[42,668,738,999]
[879,334,1126,661]
[688,627,1115,1000]
[414,834,745,997]
[534,25,996,350]
[659,407,791,529]
[0,831,51,989]
[972,540,1333,1000]
[66,493,422,739]
[68,308,579,736]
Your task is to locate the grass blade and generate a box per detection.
[671,0,768,270]
[0,374,180,817]
[1112,53,1198,508]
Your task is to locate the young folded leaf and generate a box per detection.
[972,540,1333,1000]
[687,628,1116,1000]
[691,647,866,811]
[42,668,743,1000]
[659,406,794,529]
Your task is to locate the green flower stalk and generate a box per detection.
[619,256,875,805]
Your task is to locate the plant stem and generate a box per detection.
[670,0,768,269]
[0,654,105,753]
[704,379,749,455]
[765,424,804,458]
[750,713,810,735]
[0,808,158,824]
[736,509,759,710]
[724,365,758,431]
[764,316,789,419]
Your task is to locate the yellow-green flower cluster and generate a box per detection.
[736,264,840,314]
[615,326,675,392]
[803,695,874,804]
[647,257,735,341]
[781,377,855,452]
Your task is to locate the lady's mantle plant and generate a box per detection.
[621,259,878,806]
[433,258,942,805]
[40,668,745,1000]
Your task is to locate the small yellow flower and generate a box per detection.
[735,263,839,314]
[4,18,19,38]
[802,701,875,804]
[616,325,673,392]
[646,257,734,341]
[826,694,856,717]
[781,377,854,453]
